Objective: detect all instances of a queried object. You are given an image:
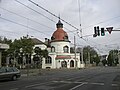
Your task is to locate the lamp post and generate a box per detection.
[19,48,23,69]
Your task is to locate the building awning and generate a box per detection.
[56,55,71,59]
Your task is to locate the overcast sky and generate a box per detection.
[0,0,120,55]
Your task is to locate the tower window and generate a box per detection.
[51,46,55,52]
[63,46,69,53]
[64,36,68,41]
[51,36,55,40]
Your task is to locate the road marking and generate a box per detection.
[90,82,104,85]
[111,84,118,87]
[25,81,51,88]
[69,83,85,90]
[25,80,119,90]
[10,88,18,90]
[53,80,87,84]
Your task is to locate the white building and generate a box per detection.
[41,20,84,69]
[0,43,9,67]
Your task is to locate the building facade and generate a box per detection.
[41,20,84,69]
[0,43,9,67]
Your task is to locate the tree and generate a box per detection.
[33,47,48,68]
[102,59,107,66]
[107,50,119,66]
[2,35,34,67]
[83,46,100,66]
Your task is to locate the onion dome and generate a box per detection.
[51,20,69,42]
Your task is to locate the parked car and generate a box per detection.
[0,67,21,81]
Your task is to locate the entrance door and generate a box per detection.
[70,60,74,67]
[61,61,67,68]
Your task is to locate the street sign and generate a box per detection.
[106,27,113,34]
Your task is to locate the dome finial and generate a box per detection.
[56,14,63,28]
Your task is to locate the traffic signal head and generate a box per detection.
[101,28,105,36]
[93,27,97,37]
[93,26,100,37]
[94,27,97,35]
[97,26,100,36]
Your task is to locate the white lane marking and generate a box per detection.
[53,80,119,87]
[111,84,118,87]
[25,83,42,88]
[53,80,87,84]
[10,88,18,90]
[69,83,85,90]
[25,81,51,88]
[25,80,119,89]
[90,82,104,85]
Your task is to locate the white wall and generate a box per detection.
[51,41,70,53]
[42,54,56,69]
[34,44,47,50]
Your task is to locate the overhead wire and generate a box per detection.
[5,0,120,53]
[0,28,20,35]
[0,7,55,30]
[27,0,79,31]
[82,15,120,30]
[28,0,120,54]
[14,0,75,34]
[0,16,50,36]
[14,0,56,23]
[15,0,120,34]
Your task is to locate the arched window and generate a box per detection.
[61,61,67,68]
[51,36,55,40]
[64,35,68,41]
[70,60,74,67]
[45,56,52,64]
[63,46,69,53]
[51,46,55,52]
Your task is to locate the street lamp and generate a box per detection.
[19,48,23,69]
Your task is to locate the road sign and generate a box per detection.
[106,27,113,34]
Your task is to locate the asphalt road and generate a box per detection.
[0,67,120,90]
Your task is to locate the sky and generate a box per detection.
[0,0,120,55]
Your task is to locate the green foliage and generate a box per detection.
[102,59,107,66]
[0,36,35,65]
[6,36,34,56]
[33,47,48,68]
[107,50,119,66]
[0,37,12,44]
[83,46,100,66]
[34,47,48,58]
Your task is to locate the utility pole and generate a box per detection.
[77,0,84,68]
[81,48,84,68]
[74,36,77,68]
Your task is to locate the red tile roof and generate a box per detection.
[56,55,71,59]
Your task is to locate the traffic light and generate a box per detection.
[97,26,100,36]
[101,28,105,36]
[93,26,100,37]
[94,27,97,34]
[93,27,97,37]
